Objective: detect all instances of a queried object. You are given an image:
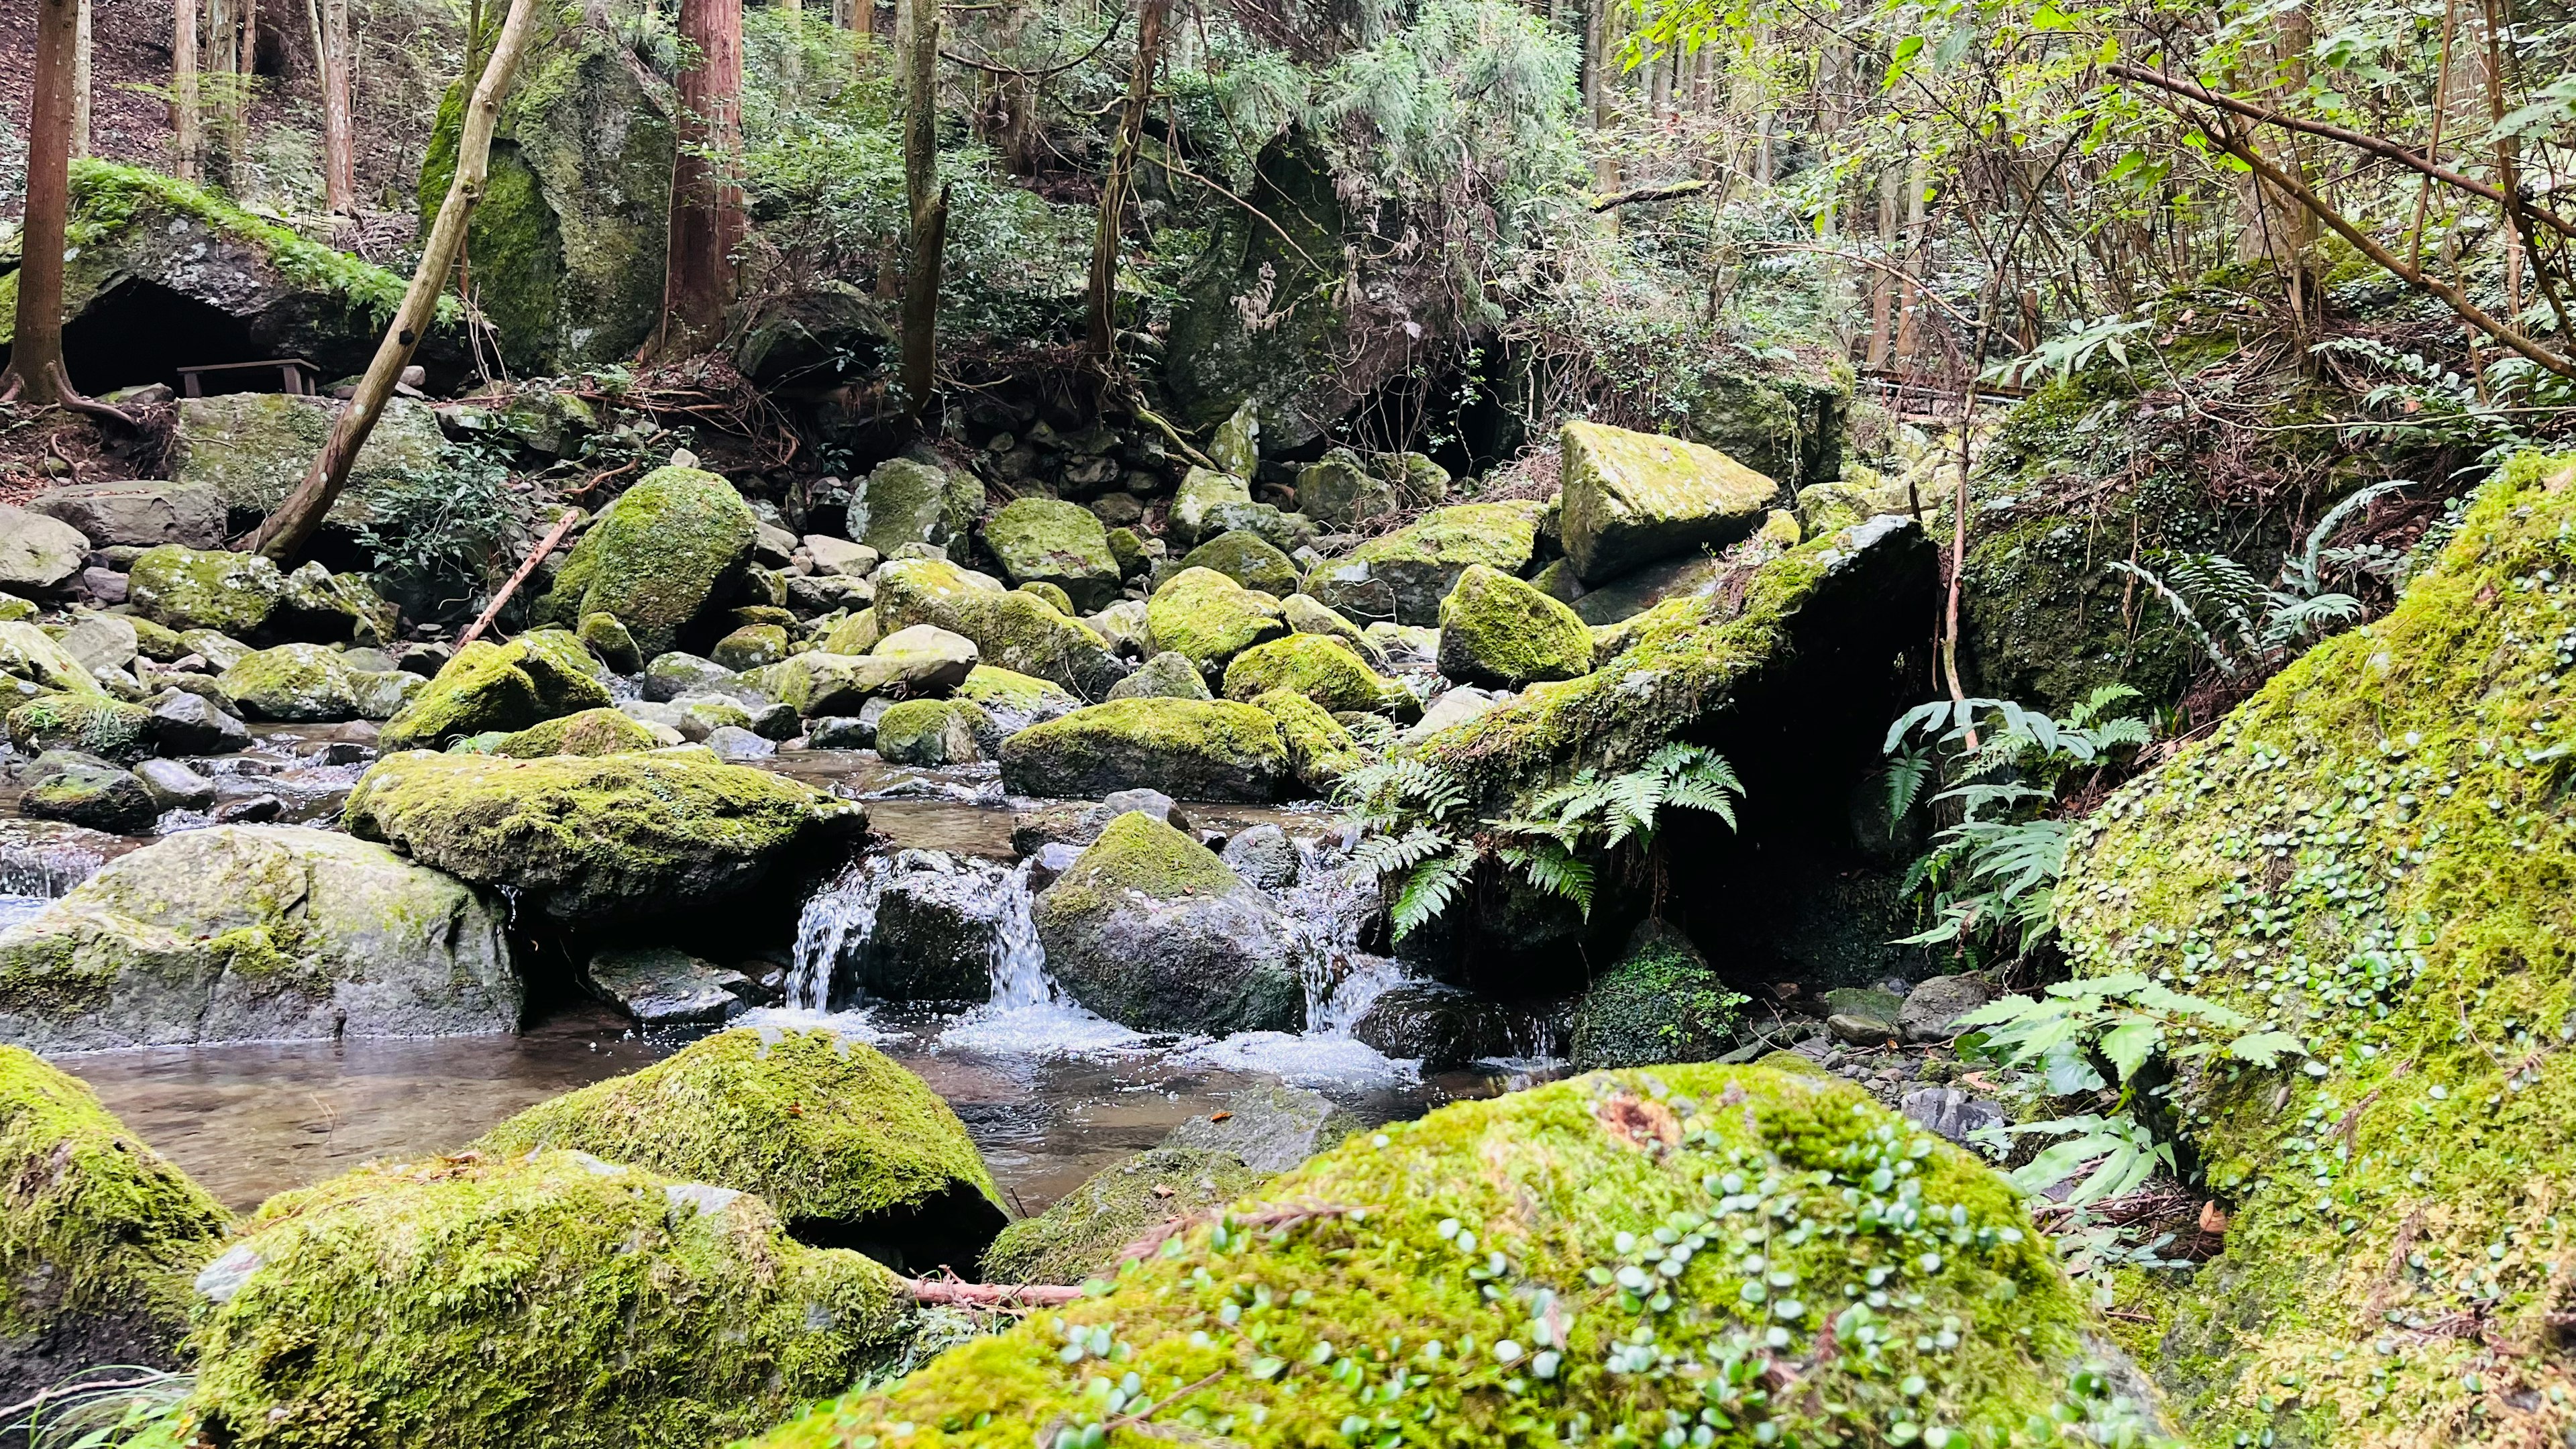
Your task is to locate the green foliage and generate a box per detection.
[5,1370,195,1449]
[2110,480,2412,682]
[353,445,533,623]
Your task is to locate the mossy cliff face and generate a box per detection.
[2,1046,231,1398]
[535,468,759,659]
[378,632,614,751]
[875,559,1128,699]
[184,1150,914,1449]
[474,1028,1005,1274]
[747,1065,2149,1449]
[2057,453,2576,1448]
[341,751,863,926]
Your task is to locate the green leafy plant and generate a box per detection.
[5,1368,195,1449]
[352,445,533,625]
[1982,314,2153,388]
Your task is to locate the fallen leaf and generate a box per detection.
[1210,1110,1232,1122]
[2200,1201,2230,1235]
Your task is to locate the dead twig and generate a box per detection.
[455,506,582,650]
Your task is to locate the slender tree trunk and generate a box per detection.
[2,0,82,407]
[320,0,356,211]
[898,0,949,417]
[244,0,543,561]
[652,0,747,357]
[174,0,203,182]
[1866,162,1896,368]
[833,0,858,25]
[1085,0,1167,364]
[70,0,91,159]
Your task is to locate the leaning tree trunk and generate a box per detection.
[653,0,747,358]
[241,0,544,561]
[1084,0,1168,364]
[320,0,356,212]
[2,0,83,408]
[897,0,950,419]
[174,0,203,182]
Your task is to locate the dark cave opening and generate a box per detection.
[60,279,264,398]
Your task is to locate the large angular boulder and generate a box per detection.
[1245,687,1363,794]
[1168,466,1252,546]
[1436,563,1594,688]
[1176,529,1301,595]
[1000,698,1289,802]
[174,393,446,529]
[0,504,91,593]
[0,622,105,697]
[1220,633,1407,714]
[845,458,980,557]
[1032,813,1303,1034]
[1,1047,233,1404]
[475,1027,1006,1273]
[872,557,1126,698]
[1295,446,1450,526]
[743,1065,2126,1449]
[1560,419,1777,584]
[183,1151,914,1449]
[0,825,520,1051]
[341,750,864,925]
[28,480,226,549]
[981,498,1120,612]
[1299,501,1542,625]
[216,643,360,722]
[1144,566,1287,676]
[376,631,613,751]
[979,1146,1269,1285]
[533,467,758,658]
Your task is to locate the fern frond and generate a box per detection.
[1390,848,1476,941]
[1499,841,1596,916]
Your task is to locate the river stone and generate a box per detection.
[178,629,254,673]
[874,699,994,767]
[871,625,979,692]
[0,625,99,702]
[7,695,152,762]
[1032,813,1302,1034]
[27,480,225,549]
[710,623,789,672]
[1350,982,1551,1071]
[1898,1086,2009,1147]
[980,1146,1270,1286]
[1245,688,1363,794]
[532,468,757,658]
[1177,530,1300,596]
[806,714,872,749]
[1144,567,1287,676]
[642,651,740,702]
[1560,420,1777,584]
[583,946,752,1026]
[17,752,159,834]
[1106,651,1214,702]
[147,689,252,755]
[174,392,445,529]
[1897,973,1996,1043]
[341,750,864,926]
[56,614,138,674]
[133,759,217,812]
[873,559,1127,698]
[1403,684,1506,745]
[1296,446,1450,526]
[376,632,613,751]
[1162,1081,1362,1171]
[983,498,1121,612]
[123,546,286,639]
[576,612,642,674]
[805,535,879,577]
[348,668,426,722]
[1000,698,1288,803]
[0,825,520,1051]
[1300,502,1542,626]
[217,644,358,722]
[492,708,659,759]
[1436,564,1593,689]
[821,851,1018,1005]
[772,653,922,718]
[702,725,777,761]
[0,503,94,594]
[1220,633,1405,716]
[1169,467,1252,546]
[1279,592,1389,670]
[955,665,1078,735]
[1218,823,1298,890]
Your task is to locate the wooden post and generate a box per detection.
[242,0,545,561]
[1085,0,1168,364]
[454,508,582,649]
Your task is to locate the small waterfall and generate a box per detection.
[789,854,894,1012]
[0,830,108,899]
[1275,835,1410,1036]
[789,849,1057,1013]
[984,858,1055,1009]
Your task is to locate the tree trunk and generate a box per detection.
[2233,0,2319,304]
[1085,0,1167,364]
[2,0,82,408]
[833,0,857,23]
[652,0,747,357]
[320,0,356,211]
[70,0,91,159]
[242,0,544,561]
[1865,162,1896,368]
[898,0,949,417]
[174,0,202,182]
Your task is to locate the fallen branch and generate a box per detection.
[1587,178,1710,211]
[1132,406,1221,472]
[904,1277,1086,1306]
[454,506,582,651]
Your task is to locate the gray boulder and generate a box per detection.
[1350,982,1553,1071]
[133,759,217,812]
[1218,824,1299,890]
[1897,973,1995,1043]
[1898,1087,2008,1146]
[0,503,91,593]
[174,394,446,531]
[847,458,981,557]
[18,751,159,834]
[1161,1082,1361,1171]
[147,690,253,755]
[584,946,752,1026]
[57,614,139,674]
[1106,651,1214,702]
[1031,813,1302,1034]
[28,481,225,549]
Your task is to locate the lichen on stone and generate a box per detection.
[378,632,613,751]
[1144,567,1288,677]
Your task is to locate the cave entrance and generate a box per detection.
[60,279,261,397]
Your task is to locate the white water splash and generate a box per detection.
[1274,835,1411,1036]
[791,850,1063,1014]
[788,853,893,1012]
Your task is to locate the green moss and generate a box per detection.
[1246,687,1363,793]
[494,706,657,757]
[475,1028,1002,1228]
[125,545,286,638]
[1171,467,1253,542]
[577,612,642,674]
[1045,812,1244,917]
[217,643,357,722]
[0,1046,231,1339]
[1569,933,1749,1070]
[534,468,758,658]
[875,698,998,766]
[1306,502,1546,626]
[999,698,1290,802]
[957,665,1077,727]
[2055,451,2576,1446]
[1179,531,1301,596]
[874,559,1125,698]
[1560,420,1778,584]
[1438,563,1595,688]
[746,1065,2136,1449]
[1144,567,1287,675]
[984,498,1121,611]
[378,633,613,751]
[184,1150,913,1449]
[5,692,152,760]
[1018,581,1077,614]
[1220,633,1403,715]
[823,609,882,657]
[981,1147,1272,1285]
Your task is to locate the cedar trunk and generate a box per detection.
[898,0,949,418]
[656,0,748,356]
[174,0,203,182]
[321,0,356,211]
[1085,0,1169,363]
[3,0,81,407]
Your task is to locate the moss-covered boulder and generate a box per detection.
[875,698,997,767]
[577,611,643,674]
[217,643,359,722]
[1144,566,1288,677]
[1568,921,1746,1070]
[847,458,981,557]
[173,392,447,531]
[772,652,926,719]
[1018,579,1077,614]
[1169,466,1253,546]
[1437,563,1594,689]
[981,1146,1271,1286]
[126,544,289,638]
[1560,420,1778,584]
[0,621,105,697]
[533,468,757,659]
[474,1027,1006,1275]
[184,1150,914,1449]
[871,624,979,693]
[821,608,881,657]
[5,693,152,761]
[0,825,519,1051]
[1245,687,1364,794]
[1177,530,1301,596]
[1,1046,232,1401]
[747,1065,2145,1449]
[1301,501,1544,626]
[874,558,1127,698]
[956,665,1079,734]
[1032,813,1302,1034]
[711,622,790,671]
[377,632,614,751]
[983,498,1122,612]
[341,750,863,926]
[1221,633,1407,715]
[17,751,158,833]
[493,706,658,757]
[2052,453,2576,1445]
[1297,446,1452,526]
[1001,698,1289,802]
[1108,650,1216,702]
[1279,592,1389,669]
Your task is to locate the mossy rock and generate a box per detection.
[1017,580,1076,614]
[0,621,105,698]
[875,698,998,767]
[2055,452,2576,1444]
[1221,633,1405,716]
[341,750,864,926]
[533,468,757,659]
[1032,813,1302,1034]
[980,1146,1271,1286]
[183,1150,914,1449]
[1000,698,1289,802]
[125,544,288,638]
[173,394,446,530]
[378,632,614,751]
[847,458,981,557]
[873,559,1126,698]
[1178,530,1301,596]
[474,1027,1006,1275]
[1169,466,1253,546]
[1560,420,1777,584]
[493,706,658,758]
[711,623,790,671]
[1106,526,1153,580]
[1,1046,230,1400]
[1279,592,1388,669]
[577,611,642,674]
[5,693,152,762]
[217,643,358,722]
[1568,922,1747,1070]
[1108,651,1216,702]
[1302,502,1544,627]
[1244,688,1364,794]
[822,608,881,657]
[983,498,1121,612]
[1144,567,1288,677]
[955,665,1078,735]
[17,753,158,834]
[1436,563,1594,689]
[0,825,520,1051]
[745,1065,2141,1449]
